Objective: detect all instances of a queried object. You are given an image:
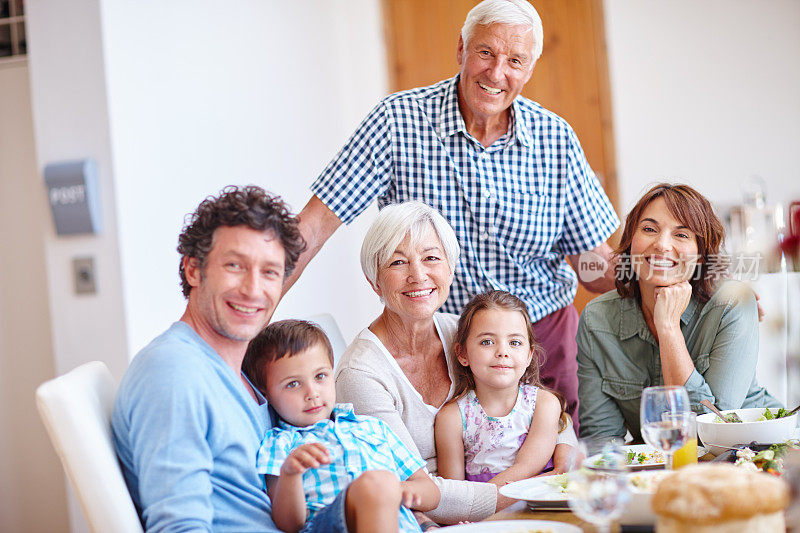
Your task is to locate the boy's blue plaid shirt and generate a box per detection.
[256,403,425,530]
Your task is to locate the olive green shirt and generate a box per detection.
[577,281,781,440]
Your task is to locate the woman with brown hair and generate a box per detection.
[577,183,781,439]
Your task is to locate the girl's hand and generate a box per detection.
[653,281,692,332]
[280,443,331,476]
[550,442,581,474]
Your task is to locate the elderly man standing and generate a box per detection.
[289,0,619,424]
[112,186,306,531]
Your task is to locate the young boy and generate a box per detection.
[243,319,440,533]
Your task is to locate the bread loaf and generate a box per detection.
[651,463,789,532]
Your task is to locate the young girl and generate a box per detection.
[435,290,570,486]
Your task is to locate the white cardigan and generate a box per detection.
[335,312,577,524]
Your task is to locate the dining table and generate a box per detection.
[486,500,596,531]
[481,449,723,533]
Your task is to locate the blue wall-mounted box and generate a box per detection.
[43,159,102,235]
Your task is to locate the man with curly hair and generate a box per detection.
[112,186,305,532]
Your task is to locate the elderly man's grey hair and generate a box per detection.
[360,201,460,290]
[461,0,544,63]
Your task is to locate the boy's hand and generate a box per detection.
[400,485,423,509]
[280,443,331,476]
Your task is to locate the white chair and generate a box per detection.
[305,313,348,368]
[36,361,143,533]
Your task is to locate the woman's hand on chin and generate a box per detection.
[653,281,692,332]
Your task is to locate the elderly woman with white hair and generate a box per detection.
[335,201,577,525]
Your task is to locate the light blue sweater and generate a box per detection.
[112,321,278,532]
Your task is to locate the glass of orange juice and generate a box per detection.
[671,412,697,469]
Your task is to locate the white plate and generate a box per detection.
[499,476,569,505]
[500,470,671,526]
[622,443,706,470]
[623,444,666,469]
[441,519,581,532]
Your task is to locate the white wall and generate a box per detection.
[99,0,386,356]
[604,0,800,214]
[24,1,131,530]
[21,2,387,531]
[25,0,130,380]
[0,61,69,532]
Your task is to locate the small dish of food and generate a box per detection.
[619,443,707,470]
[498,474,570,509]
[619,470,673,526]
[712,439,800,475]
[622,444,665,469]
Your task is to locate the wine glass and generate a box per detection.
[640,386,692,470]
[566,438,631,533]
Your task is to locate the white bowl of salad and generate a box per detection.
[696,407,798,456]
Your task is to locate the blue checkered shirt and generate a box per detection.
[256,403,425,531]
[312,75,620,321]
